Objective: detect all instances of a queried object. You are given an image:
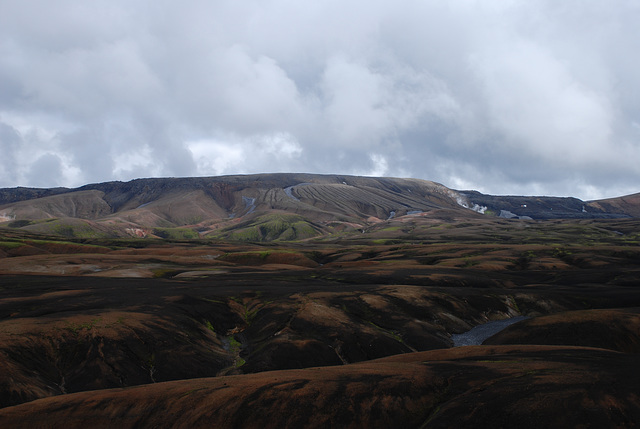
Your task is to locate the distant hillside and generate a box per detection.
[0,174,637,240]
[586,192,640,218]
[459,191,633,220]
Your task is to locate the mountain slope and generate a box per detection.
[586,192,640,217]
[459,191,633,220]
[1,174,638,239]
[0,190,111,220]
[0,174,467,238]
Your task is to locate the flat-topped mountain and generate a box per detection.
[2,174,640,427]
[0,174,637,239]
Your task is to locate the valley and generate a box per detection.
[0,174,639,427]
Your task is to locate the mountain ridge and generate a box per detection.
[1,173,637,240]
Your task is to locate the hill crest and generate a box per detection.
[0,174,637,240]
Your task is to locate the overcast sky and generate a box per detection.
[1,1,639,200]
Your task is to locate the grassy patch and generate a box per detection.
[152,227,199,240]
[200,297,225,305]
[0,241,24,249]
[204,320,216,334]
[7,220,33,228]
[25,239,112,252]
[371,239,392,245]
[243,307,260,325]
[25,219,110,238]
[64,318,102,336]
[380,226,403,232]
[152,268,181,278]
[146,353,155,370]
[53,224,77,238]
[229,227,263,242]
[229,336,242,349]
[219,249,304,264]
[369,320,404,343]
[462,259,479,268]
[228,335,245,368]
[212,213,321,242]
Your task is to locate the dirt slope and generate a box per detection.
[485,307,640,352]
[0,346,638,429]
[588,192,640,217]
[1,219,640,427]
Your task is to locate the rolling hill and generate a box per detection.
[1,175,640,427]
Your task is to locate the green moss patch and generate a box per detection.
[211,213,321,242]
[0,241,24,249]
[152,228,199,240]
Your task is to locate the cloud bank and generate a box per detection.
[1,0,639,199]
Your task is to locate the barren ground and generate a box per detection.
[1,218,639,427]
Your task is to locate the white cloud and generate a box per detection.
[260,132,303,158]
[187,131,302,177]
[188,139,245,177]
[318,56,461,151]
[112,144,159,179]
[472,39,614,165]
[365,154,389,177]
[0,1,639,200]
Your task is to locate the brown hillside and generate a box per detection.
[0,190,111,220]
[2,174,639,239]
[0,346,638,429]
[0,175,468,238]
[588,192,640,217]
[1,216,640,427]
[484,307,640,352]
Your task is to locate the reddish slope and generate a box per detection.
[0,346,638,429]
[485,307,640,352]
[588,192,640,217]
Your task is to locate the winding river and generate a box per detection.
[451,316,529,347]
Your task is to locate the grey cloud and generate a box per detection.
[0,1,639,200]
[0,122,21,182]
[26,153,64,187]
[59,128,114,183]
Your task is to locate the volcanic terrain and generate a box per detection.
[0,174,639,427]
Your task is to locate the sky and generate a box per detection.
[1,1,639,200]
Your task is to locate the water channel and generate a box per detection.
[451,316,529,347]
